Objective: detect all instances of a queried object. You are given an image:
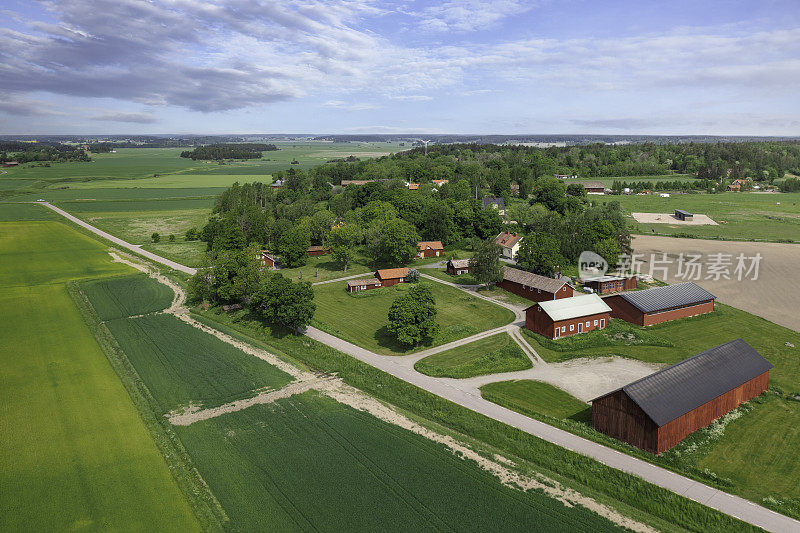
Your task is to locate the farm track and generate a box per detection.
[44,202,800,532]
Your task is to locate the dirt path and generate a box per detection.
[107,250,654,532]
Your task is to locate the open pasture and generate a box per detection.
[606,192,800,241]
[311,280,515,355]
[0,221,199,531]
[415,332,532,378]
[174,390,626,532]
[55,173,274,189]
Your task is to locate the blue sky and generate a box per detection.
[1,0,799,135]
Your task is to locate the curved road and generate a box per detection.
[40,201,800,533]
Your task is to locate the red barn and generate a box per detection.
[307,246,330,257]
[591,339,772,454]
[417,241,444,258]
[375,267,409,287]
[499,266,574,302]
[583,275,637,295]
[446,258,471,275]
[526,294,611,339]
[347,278,381,293]
[260,251,279,269]
[603,282,715,326]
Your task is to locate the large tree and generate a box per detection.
[516,232,564,276]
[277,226,310,268]
[379,218,420,265]
[329,223,361,271]
[469,238,503,288]
[387,284,439,347]
[251,273,315,332]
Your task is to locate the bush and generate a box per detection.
[406,269,420,282]
[169,234,176,242]
[151,232,160,243]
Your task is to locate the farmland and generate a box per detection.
[607,191,800,242]
[311,280,515,355]
[0,221,199,531]
[415,332,532,378]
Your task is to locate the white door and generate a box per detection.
[578,322,583,333]
[554,326,560,338]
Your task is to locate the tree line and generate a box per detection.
[180,143,278,160]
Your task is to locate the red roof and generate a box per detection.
[376,267,409,280]
[417,241,444,251]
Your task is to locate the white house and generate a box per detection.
[495,231,523,259]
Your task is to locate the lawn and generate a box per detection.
[174,390,625,532]
[415,332,532,378]
[481,380,590,422]
[424,268,480,285]
[280,253,374,283]
[0,221,199,531]
[311,280,515,355]
[606,191,800,242]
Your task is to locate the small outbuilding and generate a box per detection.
[674,209,693,221]
[446,258,471,275]
[375,267,409,287]
[577,180,606,194]
[603,282,715,326]
[307,245,330,257]
[499,266,574,302]
[583,275,637,295]
[347,278,382,293]
[482,196,505,215]
[417,241,444,258]
[2,161,19,167]
[591,339,772,454]
[408,183,420,190]
[526,293,611,339]
[260,251,279,269]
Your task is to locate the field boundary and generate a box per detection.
[67,279,229,531]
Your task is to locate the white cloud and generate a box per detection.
[414,0,533,32]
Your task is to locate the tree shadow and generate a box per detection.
[568,407,593,425]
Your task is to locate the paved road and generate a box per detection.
[41,201,800,532]
[39,201,198,276]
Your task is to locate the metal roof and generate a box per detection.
[675,209,693,216]
[601,339,772,427]
[584,275,627,283]
[536,293,611,322]
[617,282,715,313]
[503,266,570,293]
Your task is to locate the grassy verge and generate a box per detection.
[481,380,591,421]
[191,304,759,532]
[415,333,532,378]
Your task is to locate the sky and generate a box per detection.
[1,0,799,135]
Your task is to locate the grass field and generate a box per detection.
[605,192,800,242]
[0,202,57,221]
[280,253,375,283]
[481,380,590,421]
[174,391,625,532]
[415,332,532,378]
[79,274,175,320]
[312,280,515,355]
[424,268,480,285]
[0,221,199,531]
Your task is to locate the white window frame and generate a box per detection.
[600,318,605,328]
[569,324,574,331]
[594,319,598,326]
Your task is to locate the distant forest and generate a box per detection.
[180,143,279,160]
[0,141,90,164]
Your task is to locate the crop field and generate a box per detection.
[415,332,532,378]
[79,274,174,320]
[57,197,215,212]
[0,202,57,221]
[173,391,625,532]
[56,173,276,189]
[312,280,515,355]
[0,221,199,531]
[481,380,590,421]
[104,312,293,413]
[605,192,800,241]
[10,187,226,202]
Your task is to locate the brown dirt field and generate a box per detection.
[632,235,800,332]
[632,212,718,225]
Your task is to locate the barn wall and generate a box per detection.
[307,249,329,257]
[592,390,658,453]
[446,264,471,275]
[603,295,644,325]
[525,308,610,339]
[498,280,571,302]
[656,371,769,453]
[642,300,715,326]
[379,277,404,287]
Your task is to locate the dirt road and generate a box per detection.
[632,235,800,332]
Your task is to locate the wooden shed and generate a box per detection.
[603,282,715,326]
[583,275,637,295]
[499,266,574,302]
[347,278,381,293]
[307,245,330,257]
[526,293,611,339]
[375,267,409,287]
[446,258,471,275]
[417,241,444,258]
[591,339,772,454]
[260,251,279,269]
[674,209,693,221]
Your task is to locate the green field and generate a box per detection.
[424,268,480,285]
[79,274,175,320]
[606,192,800,242]
[174,391,624,532]
[312,280,515,355]
[280,253,375,283]
[0,221,199,531]
[0,202,57,221]
[481,380,590,421]
[415,332,532,378]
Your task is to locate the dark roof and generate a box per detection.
[503,266,570,293]
[482,197,505,209]
[617,282,715,313]
[595,339,772,427]
[675,209,693,216]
